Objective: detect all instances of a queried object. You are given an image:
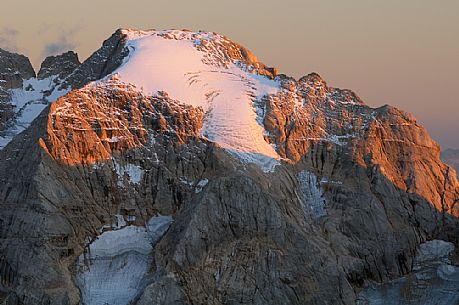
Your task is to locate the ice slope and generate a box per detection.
[0,77,69,149]
[357,240,459,305]
[111,30,281,171]
[75,215,173,305]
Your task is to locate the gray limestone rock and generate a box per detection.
[0,48,35,90]
[0,29,457,305]
[0,49,35,132]
[60,29,129,90]
[37,51,80,81]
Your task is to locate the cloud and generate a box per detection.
[41,27,80,58]
[0,27,19,52]
[42,35,76,57]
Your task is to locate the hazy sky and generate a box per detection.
[1,0,458,148]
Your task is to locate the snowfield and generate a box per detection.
[0,76,69,149]
[75,215,173,305]
[111,30,281,171]
[357,240,459,305]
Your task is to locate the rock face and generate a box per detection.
[60,29,130,90]
[0,29,458,305]
[0,48,35,89]
[357,240,459,305]
[262,73,458,216]
[37,51,80,80]
[442,149,459,179]
[0,89,14,132]
[0,45,100,149]
[0,48,35,132]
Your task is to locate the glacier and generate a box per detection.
[357,240,459,305]
[110,30,281,171]
[75,215,173,305]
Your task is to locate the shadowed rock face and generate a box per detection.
[357,240,459,305]
[59,29,130,90]
[0,29,458,305]
[0,48,35,89]
[0,90,14,132]
[0,48,35,132]
[37,51,80,80]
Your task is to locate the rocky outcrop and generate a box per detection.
[0,48,35,89]
[42,79,204,165]
[357,240,459,305]
[260,73,458,216]
[0,48,35,132]
[60,29,129,90]
[0,31,130,149]
[145,29,278,78]
[0,29,457,305]
[37,51,80,80]
[0,88,14,132]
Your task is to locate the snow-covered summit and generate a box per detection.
[108,29,282,171]
[0,28,370,172]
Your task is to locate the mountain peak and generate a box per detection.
[117,28,278,77]
[0,27,458,305]
[103,28,281,170]
[38,51,80,80]
[299,72,325,84]
[0,48,36,88]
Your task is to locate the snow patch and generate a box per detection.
[75,215,172,305]
[146,215,174,244]
[126,215,136,222]
[214,269,222,282]
[0,76,70,149]
[297,171,327,219]
[179,177,193,186]
[414,239,455,265]
[114,214,127,229]
[113,159,144,186]
[320,177,343,185]
[357,240,459,305]
[195,178,209,193]
[326,134,349,146]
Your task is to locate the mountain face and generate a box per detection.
[442,149,459,179]
[0,29,458,305]
[0,49,35,132]
[37,51,80,81]
[0,49,76,148]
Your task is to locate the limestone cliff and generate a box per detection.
[0,29,457,305]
